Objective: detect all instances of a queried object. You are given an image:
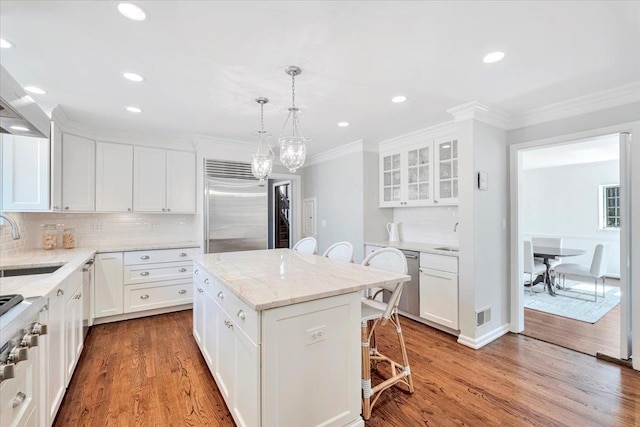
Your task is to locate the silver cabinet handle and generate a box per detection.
[140,255,150,260]
[167,208,171,212]
[39,304,49,312]
[178,289,187,294]
[12,391,26,408]
[434,200,439,204]
[140,271,150,276]
[237,310,246,320]
[57,289,64,296]
[179,267,187,273]
[140,294,150,300]
[179,252,187,257]
[217,291,224,299]
[162,208,166,212]
[204,278,210,285]
[194,269,199,275]
[64,206,69,210]
[53,205,59,210]
[224,320,233,329]
[197,288,203,293]
[127,208,131,212]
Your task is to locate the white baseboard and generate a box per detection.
[457,323,510,349]
[92,304,192,325]
[343,417,365,427]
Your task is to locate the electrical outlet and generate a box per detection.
[321,220,327,228]
[93,222,104,232]
[305,326,326,345]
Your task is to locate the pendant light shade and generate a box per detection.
[278,66,309,173]
[251,97,274,182]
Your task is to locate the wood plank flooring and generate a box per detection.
[55,310,640,427]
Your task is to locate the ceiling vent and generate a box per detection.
[205,159,255,180]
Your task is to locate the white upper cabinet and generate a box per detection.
[62,133,95,212]
[1,134,50,211]
[51,122,63,211]
[133,146,166,212]
[166,150,196,213]
[379,132,458,207]
[133,147,196,213]
[96,142,133,212]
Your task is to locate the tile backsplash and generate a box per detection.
[393,206,459,245]
[1,212,198,257]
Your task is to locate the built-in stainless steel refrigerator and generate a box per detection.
[204,177,268,253]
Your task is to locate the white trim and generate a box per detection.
[510,82,640,129]
[457,324,510,349]
[378,121,457,152]
[303,139,364,167]
[446,101,510,130]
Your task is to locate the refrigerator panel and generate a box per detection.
[206,178,267,253]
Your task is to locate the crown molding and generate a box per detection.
[509,81,640,129]
[378,120,457,152]
[303,139,364,167]
[51,105,70,127]
[446,101,510,130]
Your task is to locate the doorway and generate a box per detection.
[272,181,291,249]
[510,131,632,362]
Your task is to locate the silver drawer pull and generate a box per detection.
[140,271,150,276]
[237,310,246,320]
[204,278,210,285]
[179,267,187,273]
[224,320,233,329]
[178,289,187,294]
[140,294,150,300]
[194,269,199,275]
[12,391,26,408]
[179,252,187,257]
[57,289,64,296]
[217,291,224,299]
[140,255,150,260]
[197,288,203,293]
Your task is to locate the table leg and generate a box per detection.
[544,259,556,296]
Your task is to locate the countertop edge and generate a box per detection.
[364,241,459,257]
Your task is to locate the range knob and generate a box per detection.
[31,323,47,335]
[0,363,15,382]
[7,346,28,364]
[20,334,38,348]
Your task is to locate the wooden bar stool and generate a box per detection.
[360,248,414,420]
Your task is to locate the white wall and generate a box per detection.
[522,160,620,275]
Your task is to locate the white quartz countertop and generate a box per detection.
[364,241,459,257]
[193,249,411,311]
[93,241,200,254]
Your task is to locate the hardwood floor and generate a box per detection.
[55,310,640,427]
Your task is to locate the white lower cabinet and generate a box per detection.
[46,282,66,425]
[64,275,84,386]
[419,253,459,330]
[0,347,37,427]
[94,253,124,318]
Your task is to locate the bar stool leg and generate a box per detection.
[394,313,414,393]
[361,320,372,420]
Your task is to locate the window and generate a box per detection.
[600,185,620,229]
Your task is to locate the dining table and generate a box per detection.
[532,245,587,296]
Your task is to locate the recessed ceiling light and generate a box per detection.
[126,106,142,113]
[0,38,13,49]
[117,3,147,21]
[337,122,350,127]
[24,86,47,95]
[122,71,145,82]
[391,95,407,103]
[483,51,505,64]
[10,125,29,131]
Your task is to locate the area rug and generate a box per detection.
[524,280,621,323]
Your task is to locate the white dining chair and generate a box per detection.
[524,241,546,295]
[322,241,354,262]
[552,244,607,302]
[360,247,413,420]
[292,237,317,255]
[532,237,563,268]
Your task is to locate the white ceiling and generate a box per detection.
[522,134,620,170]
[1,1,639,155]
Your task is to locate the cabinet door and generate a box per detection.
[1,134,50,211]
[202,290,216,367]
[38,304,50,427]
[96,142,133,212]
[166,150,196,213]
[62,133,95,211]
[419,268,459,329]
[47,285,66,423]
[51,121,63,211]
[214,303,234,401]
[232,328,259,427]
[434,138,459,205]
[379,151,403,207]
[193,283,205,348]
[94,253,124,318]
[65,273,83,385]
[406,143,434,206]
[133,147,166,212]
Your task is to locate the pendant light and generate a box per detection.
[251,97,275,182]
[278,66,308,173]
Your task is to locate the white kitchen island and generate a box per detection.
[192,249,410,427]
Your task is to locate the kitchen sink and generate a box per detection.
[0,265,64,277]
[434,247,459,252]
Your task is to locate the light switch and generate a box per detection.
[321,220,327,228]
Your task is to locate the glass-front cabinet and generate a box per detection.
[379,135,458,207]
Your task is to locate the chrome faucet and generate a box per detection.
[453,222,459,232]
[0,213,21,240]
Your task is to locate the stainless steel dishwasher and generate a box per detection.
[383,249,420,316]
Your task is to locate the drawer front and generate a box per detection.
[0,347,36,427]
[124,280,193,313]
[124,247,198,265]
[420,252,458,273]
[215,282,259,345]
[125,261,192,285]
[194,266,218,297]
